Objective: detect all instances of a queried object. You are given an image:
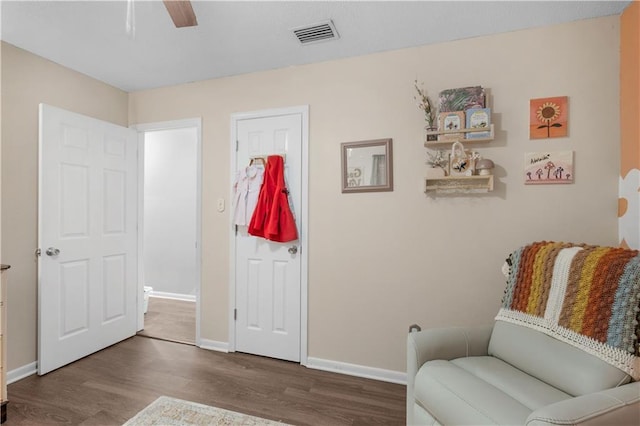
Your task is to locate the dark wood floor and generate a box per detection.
[6,336,406,425]
[137,297,196,345]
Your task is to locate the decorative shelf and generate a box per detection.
[425,175,494,194]
[424,124,494,146]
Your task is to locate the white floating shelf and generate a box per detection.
[424,124,494,146]
[425,175,494,193]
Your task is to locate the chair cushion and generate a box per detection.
[488,321,631,396]
[414,356,571,425]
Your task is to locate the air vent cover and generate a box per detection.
[292,20,340,45]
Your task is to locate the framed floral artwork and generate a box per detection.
[530,96,568,139]
[524,151,573,184]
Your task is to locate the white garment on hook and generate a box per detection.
[232,165,264,225]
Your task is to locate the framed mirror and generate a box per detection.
[341,138,393,193]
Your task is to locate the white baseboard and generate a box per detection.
[306,357,407,385]
[6,355,406,387]
[149,291,196,302]
[7,361,38,384]
[198,338,229,353]
[197,342,405,385]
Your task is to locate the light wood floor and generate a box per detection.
[137,297,196,345]
[6,337,406,425]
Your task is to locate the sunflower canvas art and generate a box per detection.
[530,96,568,139]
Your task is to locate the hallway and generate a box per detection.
[137,297,196,345]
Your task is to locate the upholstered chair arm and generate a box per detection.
[406,325,494,425]
[407,325,494,372]
[526,382,640,426]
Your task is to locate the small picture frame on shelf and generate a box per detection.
[438,111,465,141]
[425,127,438,142]
[465,108,491,139]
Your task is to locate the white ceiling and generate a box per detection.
[0,1,631,92]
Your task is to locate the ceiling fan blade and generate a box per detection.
[163,0,198,28]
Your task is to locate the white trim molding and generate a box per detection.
[9,355,406,387]
[149,292,196,302]
[7,361,38,384]
[199,339,230,353]
[306,357,407,385]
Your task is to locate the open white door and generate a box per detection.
[38,104,138,375]
[233,111,304,362]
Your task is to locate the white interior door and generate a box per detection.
[38,104,138,375]
[234,113,303,362]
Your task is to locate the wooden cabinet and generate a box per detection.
[0,264,9,424]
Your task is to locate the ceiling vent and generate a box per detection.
[292,20,340,45]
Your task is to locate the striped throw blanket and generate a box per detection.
[496,241,640,379]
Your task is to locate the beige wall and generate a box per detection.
[130,16,620,373]
[0,15,622,375]
[1,42,129,370]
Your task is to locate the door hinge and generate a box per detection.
[35,248,42,257]
[235,225,238,236]
[234,308,237,321]
[236,140,239,151]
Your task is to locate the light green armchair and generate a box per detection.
[407,322,640,425]
[407,242,640,425]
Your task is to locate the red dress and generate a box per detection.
[248,155,298,242]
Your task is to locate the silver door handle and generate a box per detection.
[46,247,60,256]
[288,245,298,255]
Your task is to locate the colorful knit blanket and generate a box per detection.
[495,241,640,379]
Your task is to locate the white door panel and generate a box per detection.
[38,104,138,375]
[235,113,302,362]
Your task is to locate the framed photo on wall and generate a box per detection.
[341,139,393,193]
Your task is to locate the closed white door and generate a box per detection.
[38,104,138,375]
[234,113,302,362]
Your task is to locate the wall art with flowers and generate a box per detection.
[530,96,568,139]
[524,151,573,184]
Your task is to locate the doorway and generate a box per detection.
[134,119,202,346]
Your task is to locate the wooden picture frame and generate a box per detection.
[341,139,393,193]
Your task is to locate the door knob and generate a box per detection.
[288,245,298,255]
[46,247,60,256]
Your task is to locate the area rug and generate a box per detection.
[124,396,290,426]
